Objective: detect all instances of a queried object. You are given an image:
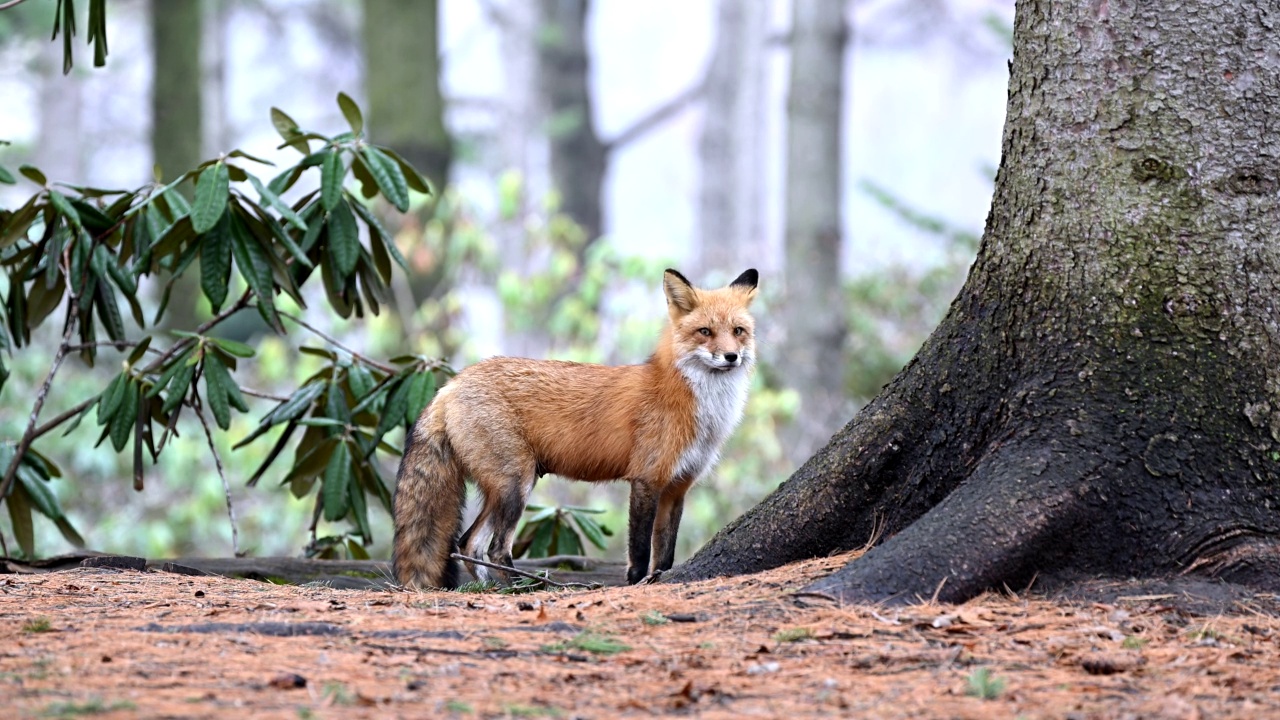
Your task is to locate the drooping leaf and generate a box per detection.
[327,200,360,280]
[200,213,233,312]
[321,151,344,212]
[191,162,230,234]
[376,146,433,195]
[322,441,352,521]
[6,484,34,558]
[360,146,410,212]
[203,354,233,430]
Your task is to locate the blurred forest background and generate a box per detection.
[0,0,1010,564]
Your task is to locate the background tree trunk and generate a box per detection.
[696,0,768,279]
[536,0,606,247]
[670,0,1280,603]
[362,0,453,191]
[150,0,204,333]
[780,0,850,463]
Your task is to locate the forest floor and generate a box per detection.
[3,550,1280,719]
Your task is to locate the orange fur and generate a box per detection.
[392,269,759,589]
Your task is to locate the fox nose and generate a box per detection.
[724,352,738,364]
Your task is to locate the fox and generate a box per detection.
[392,268,759,589]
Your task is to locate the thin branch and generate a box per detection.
[241,387,289,403]
[279,311,396,374]
[602,80,707,154]
[139,290,253,375]
[449,552,601,590]
[30,396,98,442]
[194,407,241,557]
[0,0,32,11]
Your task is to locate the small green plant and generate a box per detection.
[513,505,612,559]
[296,709,315,720]
[543,632,630,656]
[22,617,53,633]
[321,681,353,706]
[640,610,669,626]
[503,704,560,717]
[1121,635,1149,650]
[966,667,1006,700]
[443,699,472,714]
[482,636,508,650]
[453,579,499,593]
[773,627,812,643]
[42,698,135,717]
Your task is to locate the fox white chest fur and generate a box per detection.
[674,354,752,481]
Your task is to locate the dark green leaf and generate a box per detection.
[360,147,410,212]
[191,163,230,234]
[97,372,127,426]
[327,200,360,280]
[376,146,433,195]
[571,511,609,551]
[19,165,47,186]
[350,153,379,199]
[348,363,374,400]
[228,149,275,166]
[247,173,307,231]
[322,441,351,521]
[6,485,34,557]
[321,151,344,212]
[336,92,364,136]
[109,378,138,452]
[200,213,233,312]
[0,164,14,184]
[350,466,372,540]
[127,336,152,366]
[351,201,408,271]
[405,372,436,425]
[204,355,233,430]
[210,337,255,358]
[47,190,81,228]
[245,419,298,487]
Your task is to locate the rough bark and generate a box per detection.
[780,0,850,462]
[697,0,768,277]
[536,0,607,245]
[362,0,453,190]
[670,0,1280,603]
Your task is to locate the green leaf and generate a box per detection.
[210,337,255,358]
[270,107,311,154]
[245,419,298,487]
[327,200,360,280]
[110,378,138,452]
[229,213,281,330]
[228,149,275,166]
[405,372,437,425]
[97,373,127,426]
[350,154,379,200]
[0,164,14,184]
[557,521,583,556]
[191,162,230,234]
[247,173,308,231]
[47,190,81,228]
[6,485,34,558]
[372,377,411,449]
[351,201,408,272]
[235,381,325,449]
[571,510,609,551]
[350,467,372,540]
[348,363,374,400]
[360,147,410,212]
[337,92,364,136]
[376,146,433,195]
[321,151,344,212]
[126,336,152,366]
[160,361,196,415]
[200,213,233,312]
[203,354,233,430]
[322,441,351,521]
[19,165,47,186]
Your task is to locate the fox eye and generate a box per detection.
[733,326,746,336]
[697,328,712,337]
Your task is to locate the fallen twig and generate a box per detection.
[449,553,600,591]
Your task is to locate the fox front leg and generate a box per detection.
[626,481,660,584]
[651,482,690,575]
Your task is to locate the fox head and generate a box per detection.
[662,268,759,373]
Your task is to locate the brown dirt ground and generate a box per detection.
[3,551,1280,719]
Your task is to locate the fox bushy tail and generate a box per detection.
[392,403,465,590]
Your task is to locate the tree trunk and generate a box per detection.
[150,0,204,333]
[780,0,850,462]
[362,0,453,190]
[670,0,1280,604]
[697,0,768,278]
[536,0,607,246]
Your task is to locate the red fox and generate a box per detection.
[392,268,759,589]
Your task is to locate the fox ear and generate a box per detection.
[663,269,698,314]
[730,268,759,304]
